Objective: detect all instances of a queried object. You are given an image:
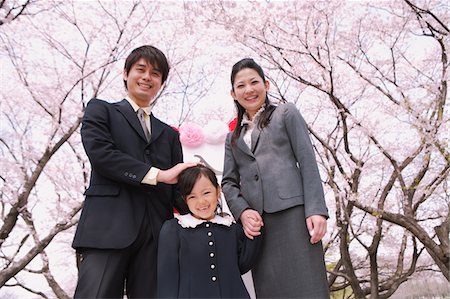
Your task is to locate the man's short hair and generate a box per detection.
[123,45,170,89]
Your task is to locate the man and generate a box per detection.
[72,45,195,298]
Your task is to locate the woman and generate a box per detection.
[221,58,330,298]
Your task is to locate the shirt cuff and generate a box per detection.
[142,167,160,185]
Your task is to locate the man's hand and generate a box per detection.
[240,209,264,240]
[156,162,197,184]
[306,215,327,244]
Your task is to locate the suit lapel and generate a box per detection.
[236,126,254,157]
[251,107,275,152]
[251,126,261,153]
[149,114,164,144]
[115,99,148,143]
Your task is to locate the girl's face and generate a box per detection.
[231,68,270,119]
[186,175,220,220]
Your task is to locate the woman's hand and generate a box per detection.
[240,209,264,240]
[306,215,327,244]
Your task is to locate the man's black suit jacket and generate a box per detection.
[72,98,186,250]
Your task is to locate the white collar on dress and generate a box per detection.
[175,213,234,228]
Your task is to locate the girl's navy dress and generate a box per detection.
[157,213,261,298]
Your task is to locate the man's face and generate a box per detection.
[123,58,163,107]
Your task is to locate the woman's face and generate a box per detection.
[185,175,220,220]
[231,68,270,119]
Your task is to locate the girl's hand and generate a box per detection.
[306,215,327,244]
[240,209,264,239]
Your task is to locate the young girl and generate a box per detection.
[157,164,261,298]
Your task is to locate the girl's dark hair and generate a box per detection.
[230,58,275,145]
[178,164,219,198]
[123,45,170,89]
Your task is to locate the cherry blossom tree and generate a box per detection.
[0,1,225,297]
[0,0,43,26]
[0,0,150,295]
[186,0,449,298]
[1,0,448,298]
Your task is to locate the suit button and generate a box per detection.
[211,276,217,282]
[210,252,214,257]
[209,241,213,246]
[207,232,212,236]
[210,264,215,269]
[145,150,150,155]
[124,172,129,176]
[132,175,137,179]
[254,174,259,181]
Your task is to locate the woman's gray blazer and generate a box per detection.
[222,102,328,220]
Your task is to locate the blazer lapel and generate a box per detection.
[116,99,148,143]
[251,107,275,152]
[236,126,254,157]
[251,126,261,153]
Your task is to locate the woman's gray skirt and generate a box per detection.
[252,205,330,298]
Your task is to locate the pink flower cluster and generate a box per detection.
[176,118,237,147]
[178,123,205,147]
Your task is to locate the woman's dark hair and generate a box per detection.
[230,58,275,145]
[123,45,170,89]
[178,164,219,199]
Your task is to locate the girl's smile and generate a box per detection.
[185,175,220,220]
